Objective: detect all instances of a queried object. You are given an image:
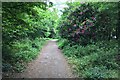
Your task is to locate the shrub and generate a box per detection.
[57,38,69,49]
[2,38,47,72]
[58,39,119,78]
[58,3,96,45]
[58,2,118,45]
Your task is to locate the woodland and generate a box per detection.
[2,1,119,78]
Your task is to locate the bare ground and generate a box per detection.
[3,40,74,78]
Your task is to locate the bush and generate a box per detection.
[83,66,118,78]
[57,2,119,78]
[58,39,119,78]
[58,2,118,45]
[2,38,47,72]
[58,3,96,45]
[2,2,58,72]
[57,38,69,49]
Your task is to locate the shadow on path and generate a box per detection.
[4,40,74,78]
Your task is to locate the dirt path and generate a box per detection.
[5,40,74,78]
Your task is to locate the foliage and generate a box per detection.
[2,2,46,42]
[2,38,47,72]
[57,2,119,78]
[58,2,118,45]
[2,2,58,72]
[93,2,118,41]
[2,2,58,43]
[57,38,68,49]
[58,39,119,78]
[2,2,119,78]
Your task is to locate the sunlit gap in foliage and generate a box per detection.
[49,0,69,17]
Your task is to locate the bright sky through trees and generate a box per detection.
[49,0,69,17]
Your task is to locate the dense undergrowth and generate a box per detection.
[57,2,119,78]
[2,2,58,72]
[3,38,47,72]
[58,39,119,78]
[2,1,119,79]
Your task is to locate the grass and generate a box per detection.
[2,38,47,72]
[57,39,119,78]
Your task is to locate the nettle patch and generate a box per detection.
[59,3,97,45]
